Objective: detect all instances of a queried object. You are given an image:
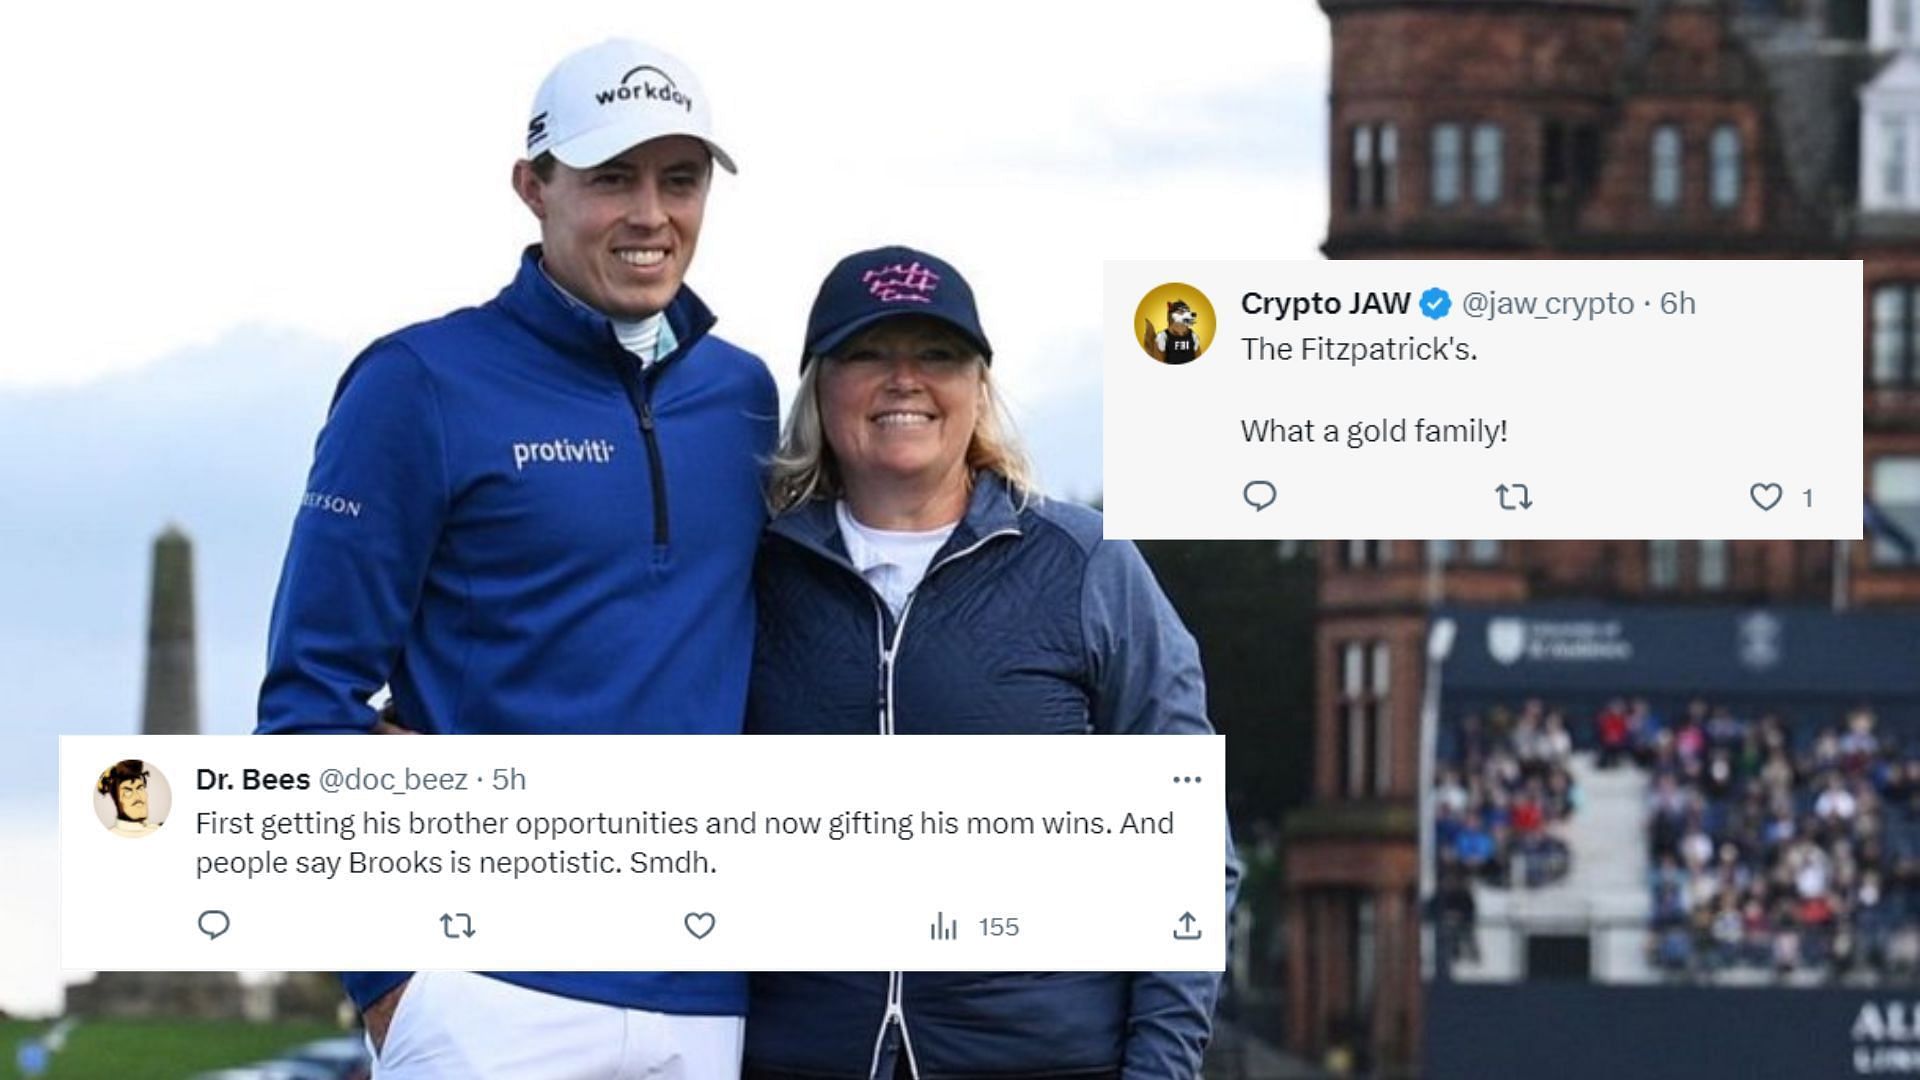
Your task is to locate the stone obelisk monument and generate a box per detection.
[141,524,199,735]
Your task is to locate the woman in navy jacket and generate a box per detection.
[745,246,1240,1080]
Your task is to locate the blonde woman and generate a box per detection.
[746,246,1239,1080]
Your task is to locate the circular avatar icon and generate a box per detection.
[95,759,171,838]
[1134,283,1217,365]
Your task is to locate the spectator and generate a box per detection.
[1741,895,1773,967]
[1816,773,1859,823]
[1629,697,1665,767]
[1454,813,1498,880]
[1704,747,1736,800]
[1889,925,1920,976]
[1706,704,1747,751]
[1435,768,1470,817]
[1841,707,1880,773]
[1773,909,1803,976]
[1597,698,1631,768]
[1510,781,1546,837]
[1709,896,1744,970]
[1541,710,1574,770]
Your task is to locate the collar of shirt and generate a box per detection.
[538,262,679,365]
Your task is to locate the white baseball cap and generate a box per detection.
[526,39,737,173]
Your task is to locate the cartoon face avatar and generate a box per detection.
[98,759,160,837]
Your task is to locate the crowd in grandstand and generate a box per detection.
[1431,699,1580,963]
[1627,698,1920,979]
[1433,693,1920,980]
[1433,698,1579,893]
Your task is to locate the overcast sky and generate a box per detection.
[0,0,1330,397]
[0,0,1329,1017]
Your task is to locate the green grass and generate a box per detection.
[0,1019,344,1080]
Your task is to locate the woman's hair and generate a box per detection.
[97,759,148,820]
[765,350,1037,515]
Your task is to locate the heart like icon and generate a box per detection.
[1751,483,1782,511]
[685,912,716,939]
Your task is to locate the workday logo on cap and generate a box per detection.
[863,261,941,304]
[595,65,694,113]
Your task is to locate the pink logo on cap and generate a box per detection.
[863,262,940,304]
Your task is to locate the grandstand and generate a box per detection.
[1434,694,1920,986]
[1421,607,1920,1075]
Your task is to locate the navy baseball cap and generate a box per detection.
[801,246,993,372]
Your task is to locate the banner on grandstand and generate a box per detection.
[1437,605,1920,703]
[1429,982,1920,1079]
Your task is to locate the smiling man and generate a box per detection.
[257,38,775,1079]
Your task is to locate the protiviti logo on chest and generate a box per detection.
[595,65,693,111]
[512,438,618,472]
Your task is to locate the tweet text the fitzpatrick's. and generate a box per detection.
[62,735,1226,972]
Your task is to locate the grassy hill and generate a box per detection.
[0,1019,342,1079]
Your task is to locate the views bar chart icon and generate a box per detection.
[930,913,958,941]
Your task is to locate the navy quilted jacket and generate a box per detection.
[745,472,1240,1080]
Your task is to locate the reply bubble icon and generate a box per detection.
[1243,481,1278,512]
[198,910,230,940]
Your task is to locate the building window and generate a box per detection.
[1870,458,1920,566]
[1350,126,1374,211]
[1833,0,1868,40]
[1352,891,1378,1018]
[1349,124,1401,211]
[1429,539,1501,566]
[1341,643,1367,796]
[1542,120,1569,196]
[1542,121,1602,207]
[1873,283,1920,387]
[1898,0,1917,43]
[1339,641,1392,797]
[1432,123,1463,207]
[1709,125,1741,210]
[1698,540,1730,590]
[1883,116,1909,204]
[1651,125,1683,208]
[1649,540,1681,589]
[1345,539,1387,568]
[1379,125,1399,207]
[1372,642,1392,791]
[1472,123,1504,205]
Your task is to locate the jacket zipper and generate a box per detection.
[614,362,670,547]
[863,526,1018,1079]
[869,970,920,1080]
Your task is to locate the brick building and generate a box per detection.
[1288,0,1920,1070]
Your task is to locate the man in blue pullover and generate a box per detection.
[257,38,776,1078]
